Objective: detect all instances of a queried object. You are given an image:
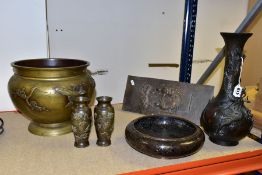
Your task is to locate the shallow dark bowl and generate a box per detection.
[125,115,205,159]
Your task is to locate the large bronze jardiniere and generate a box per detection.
[8,58,95,136]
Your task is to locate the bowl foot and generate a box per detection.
[28,121,72,136]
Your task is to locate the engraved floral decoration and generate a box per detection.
[71,112,91,142]
[94,111,114,140]
[13,87,48,112]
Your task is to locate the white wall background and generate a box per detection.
[0,0,248,110]
[0,0,47,110]
[192,0,249,90]
[47,0,185,105]
[47,0,248,104]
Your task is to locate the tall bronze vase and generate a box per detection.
[200,32,253,146]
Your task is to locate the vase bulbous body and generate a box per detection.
[8,58,95,136]
[200,33,253,146]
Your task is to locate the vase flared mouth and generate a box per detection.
[220,32,252,49]
[11,58,90,70]
[220,32,253,39]
[96,96,113,102]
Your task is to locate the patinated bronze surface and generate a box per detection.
[201,33,253,146]
[94,96,114,146]
[123,76,214,124]
[8,58,95,136]
[125,115,205,159]
[71,96,92,148]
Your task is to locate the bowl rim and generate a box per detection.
[11,58,90,70]
[126,115,203,142]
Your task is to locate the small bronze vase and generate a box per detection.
[94,96,115,146]
[71,96,92,148]
[201,32,253,146]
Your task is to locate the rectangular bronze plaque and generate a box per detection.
[122,75,214,124]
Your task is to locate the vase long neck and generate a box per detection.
[217,33,252,100]
[219,46,243,96]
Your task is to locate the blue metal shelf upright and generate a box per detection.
[179,0,198,83]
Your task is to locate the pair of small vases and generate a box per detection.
[71,96,114,148]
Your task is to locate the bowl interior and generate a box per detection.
[134,116,196,139]
[13,58,88,68]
